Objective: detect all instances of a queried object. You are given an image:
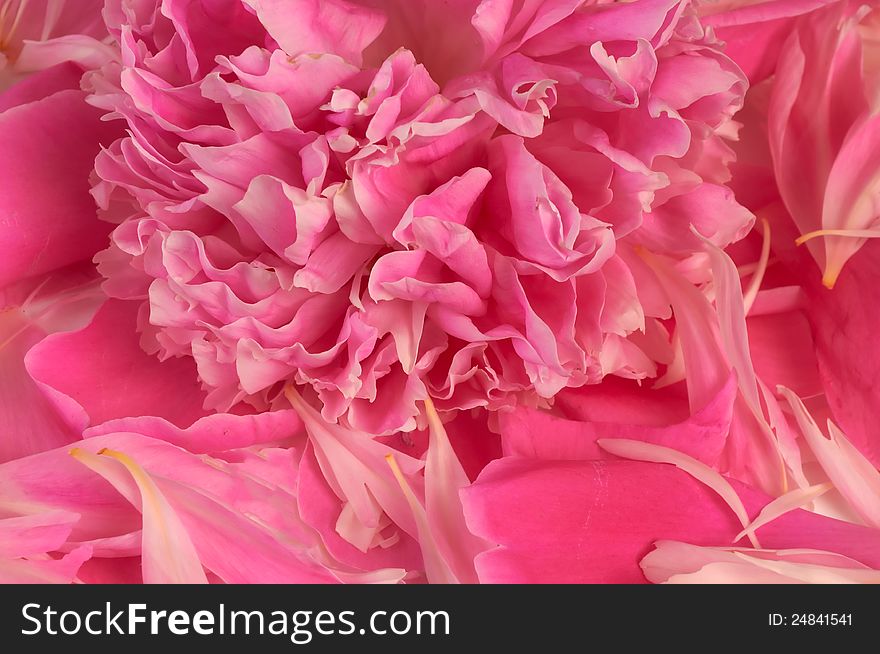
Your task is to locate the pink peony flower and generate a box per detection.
[85,0,751,435]
[1,0,880,587]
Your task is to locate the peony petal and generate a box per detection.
[0,307,81,461]
[642,541,880,584]
[84,409,304,455]
[735,483,833,543]
[597,438,760,547]
[779,387,880,529]
[0,89,120,287]
[463,456,880,583]
[385,452,457,584]
[0,545,91,584]
[501,373,735,466]
[26,300,209,428]
[423,399,488,584]
[242,0,386,66]
[285,386,423,544]
[71,447,209,584]
[0,511,80,558]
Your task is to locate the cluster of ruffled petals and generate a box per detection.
[2,0,880,586]
[86,0,753,435]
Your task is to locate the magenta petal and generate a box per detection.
[462,458,880,583]
[0,88,120,287]
[806,244,880,468]
[26,300,209,428]
[701,0,838,83]
[84,409,304,454]
[770,214,880,468]
[0,62,83,113]
[500,373,735,466]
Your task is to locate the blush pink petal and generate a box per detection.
[7,431,407,583]
[242,0,386,67]
[0,511,80,558]
[0,447,141,543]
[638,250,730,413]
[0,276,106,462]
[3,515,99,580]
[296,444,424,573]
[520,0,686,57]
[735,483,833,543]
[768,213,880,468]
[0,0,107,90]
[0,60,81,112]
[423,400,489,584]
[285,387,424,547]
[0,544,91,584]
[643,247,792,495]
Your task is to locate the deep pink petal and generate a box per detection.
[26,300,209,428]
[0,89,120,287]
[462,457,880,583]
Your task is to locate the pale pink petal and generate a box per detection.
[735,483,833,542]
[423,399,488,584]
[0,545,91,584]
[71,447,209,584]
[385,452,457,584]
[0,512,80,558]
[779,387,880,529]
[0,307,81,461]
[285,387,423,545]
[642,540,880,584]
